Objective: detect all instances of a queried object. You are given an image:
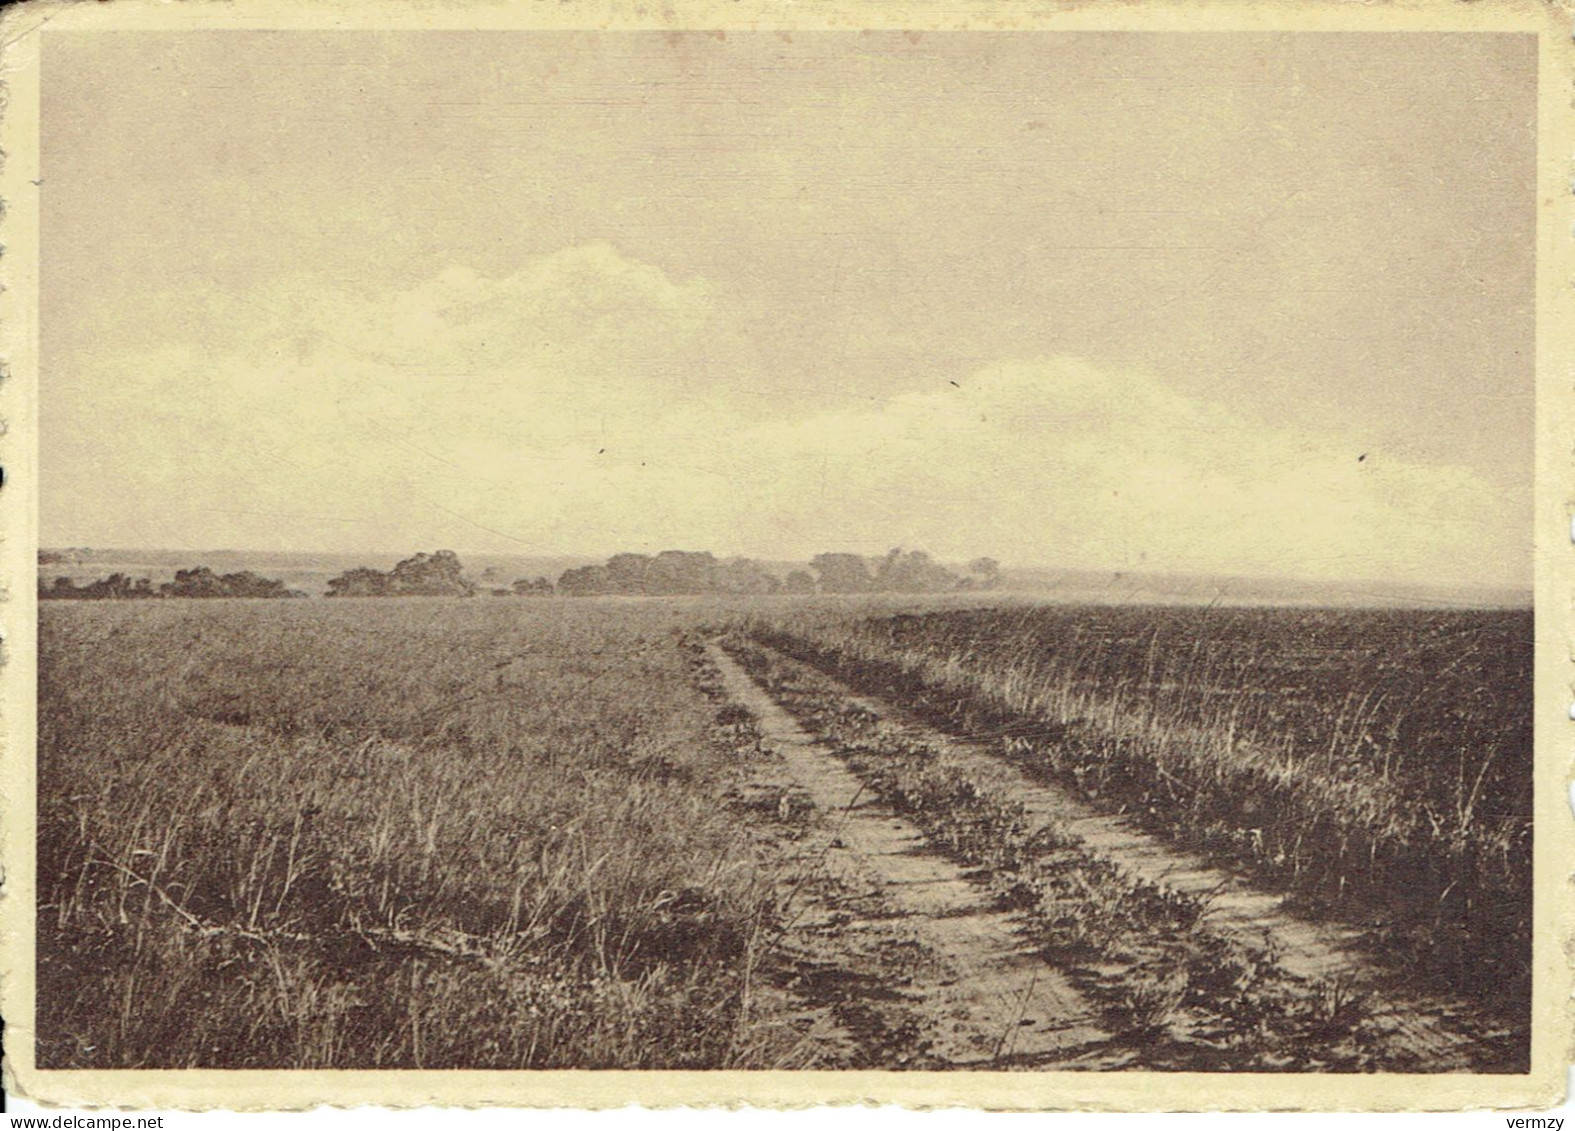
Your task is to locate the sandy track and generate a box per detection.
[746,643,1513,1072]
[707,643,1120,1069]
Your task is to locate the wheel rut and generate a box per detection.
[739,641,1516,1072]
[707,642,1121,1069]
[829,692,1507,1069]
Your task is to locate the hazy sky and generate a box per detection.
[42,31,1536,587]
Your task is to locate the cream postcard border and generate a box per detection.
[0,0,1569,1111]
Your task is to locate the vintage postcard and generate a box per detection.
[1,0,1570,1113]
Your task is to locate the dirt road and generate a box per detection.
[713,639,1519,1072]
[830,683,1504,1070]
[707,642,1123,1069]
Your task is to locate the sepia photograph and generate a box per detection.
[3,0,1568,1113]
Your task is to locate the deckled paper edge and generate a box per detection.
[0,0,1568,1111]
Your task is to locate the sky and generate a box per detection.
[40,31,1536,588]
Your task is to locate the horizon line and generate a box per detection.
[37,544,1534,602]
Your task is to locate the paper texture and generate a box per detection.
[1,0,1569,1112]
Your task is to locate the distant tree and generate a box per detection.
[600,553,653,594]
[328,551,474,597]
[326,566,393,597]
[389,550,475,596]
[715,558,780,595]
[783,570,816,595]
[873,548,958,594]
[967,557,1002,589]
[556,551,782,597]
[512,576,555,597]
[162,567,223,598]
[226,571,302,598]
[810,553,874,594]
[650,550,719,595]
[44,572,161,600]
[161,567,302,598]
[556,564,611,596]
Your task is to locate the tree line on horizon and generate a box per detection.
[325,550,476,597]
[39,567,306,601]
[38,548,1002,601]
[540,548,1001,597]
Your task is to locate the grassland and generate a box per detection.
[37,597,806,1068]
[36,593,1533,1070]
[721,639,1392,1070]
[742,602,1533,1025]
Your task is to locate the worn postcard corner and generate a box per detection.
[0,0,1572,1114]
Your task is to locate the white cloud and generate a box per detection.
[48,249,1527,589]
[718,357,1523,586]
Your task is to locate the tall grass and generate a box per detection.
[723,639,1391,1071]
[745,603,1532,1023]
[38,597,799,1068]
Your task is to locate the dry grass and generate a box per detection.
[37,591,1531,1070]
[38,597,804,1068]
[723,638,1391,1071]
[742,602,1533,1025]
